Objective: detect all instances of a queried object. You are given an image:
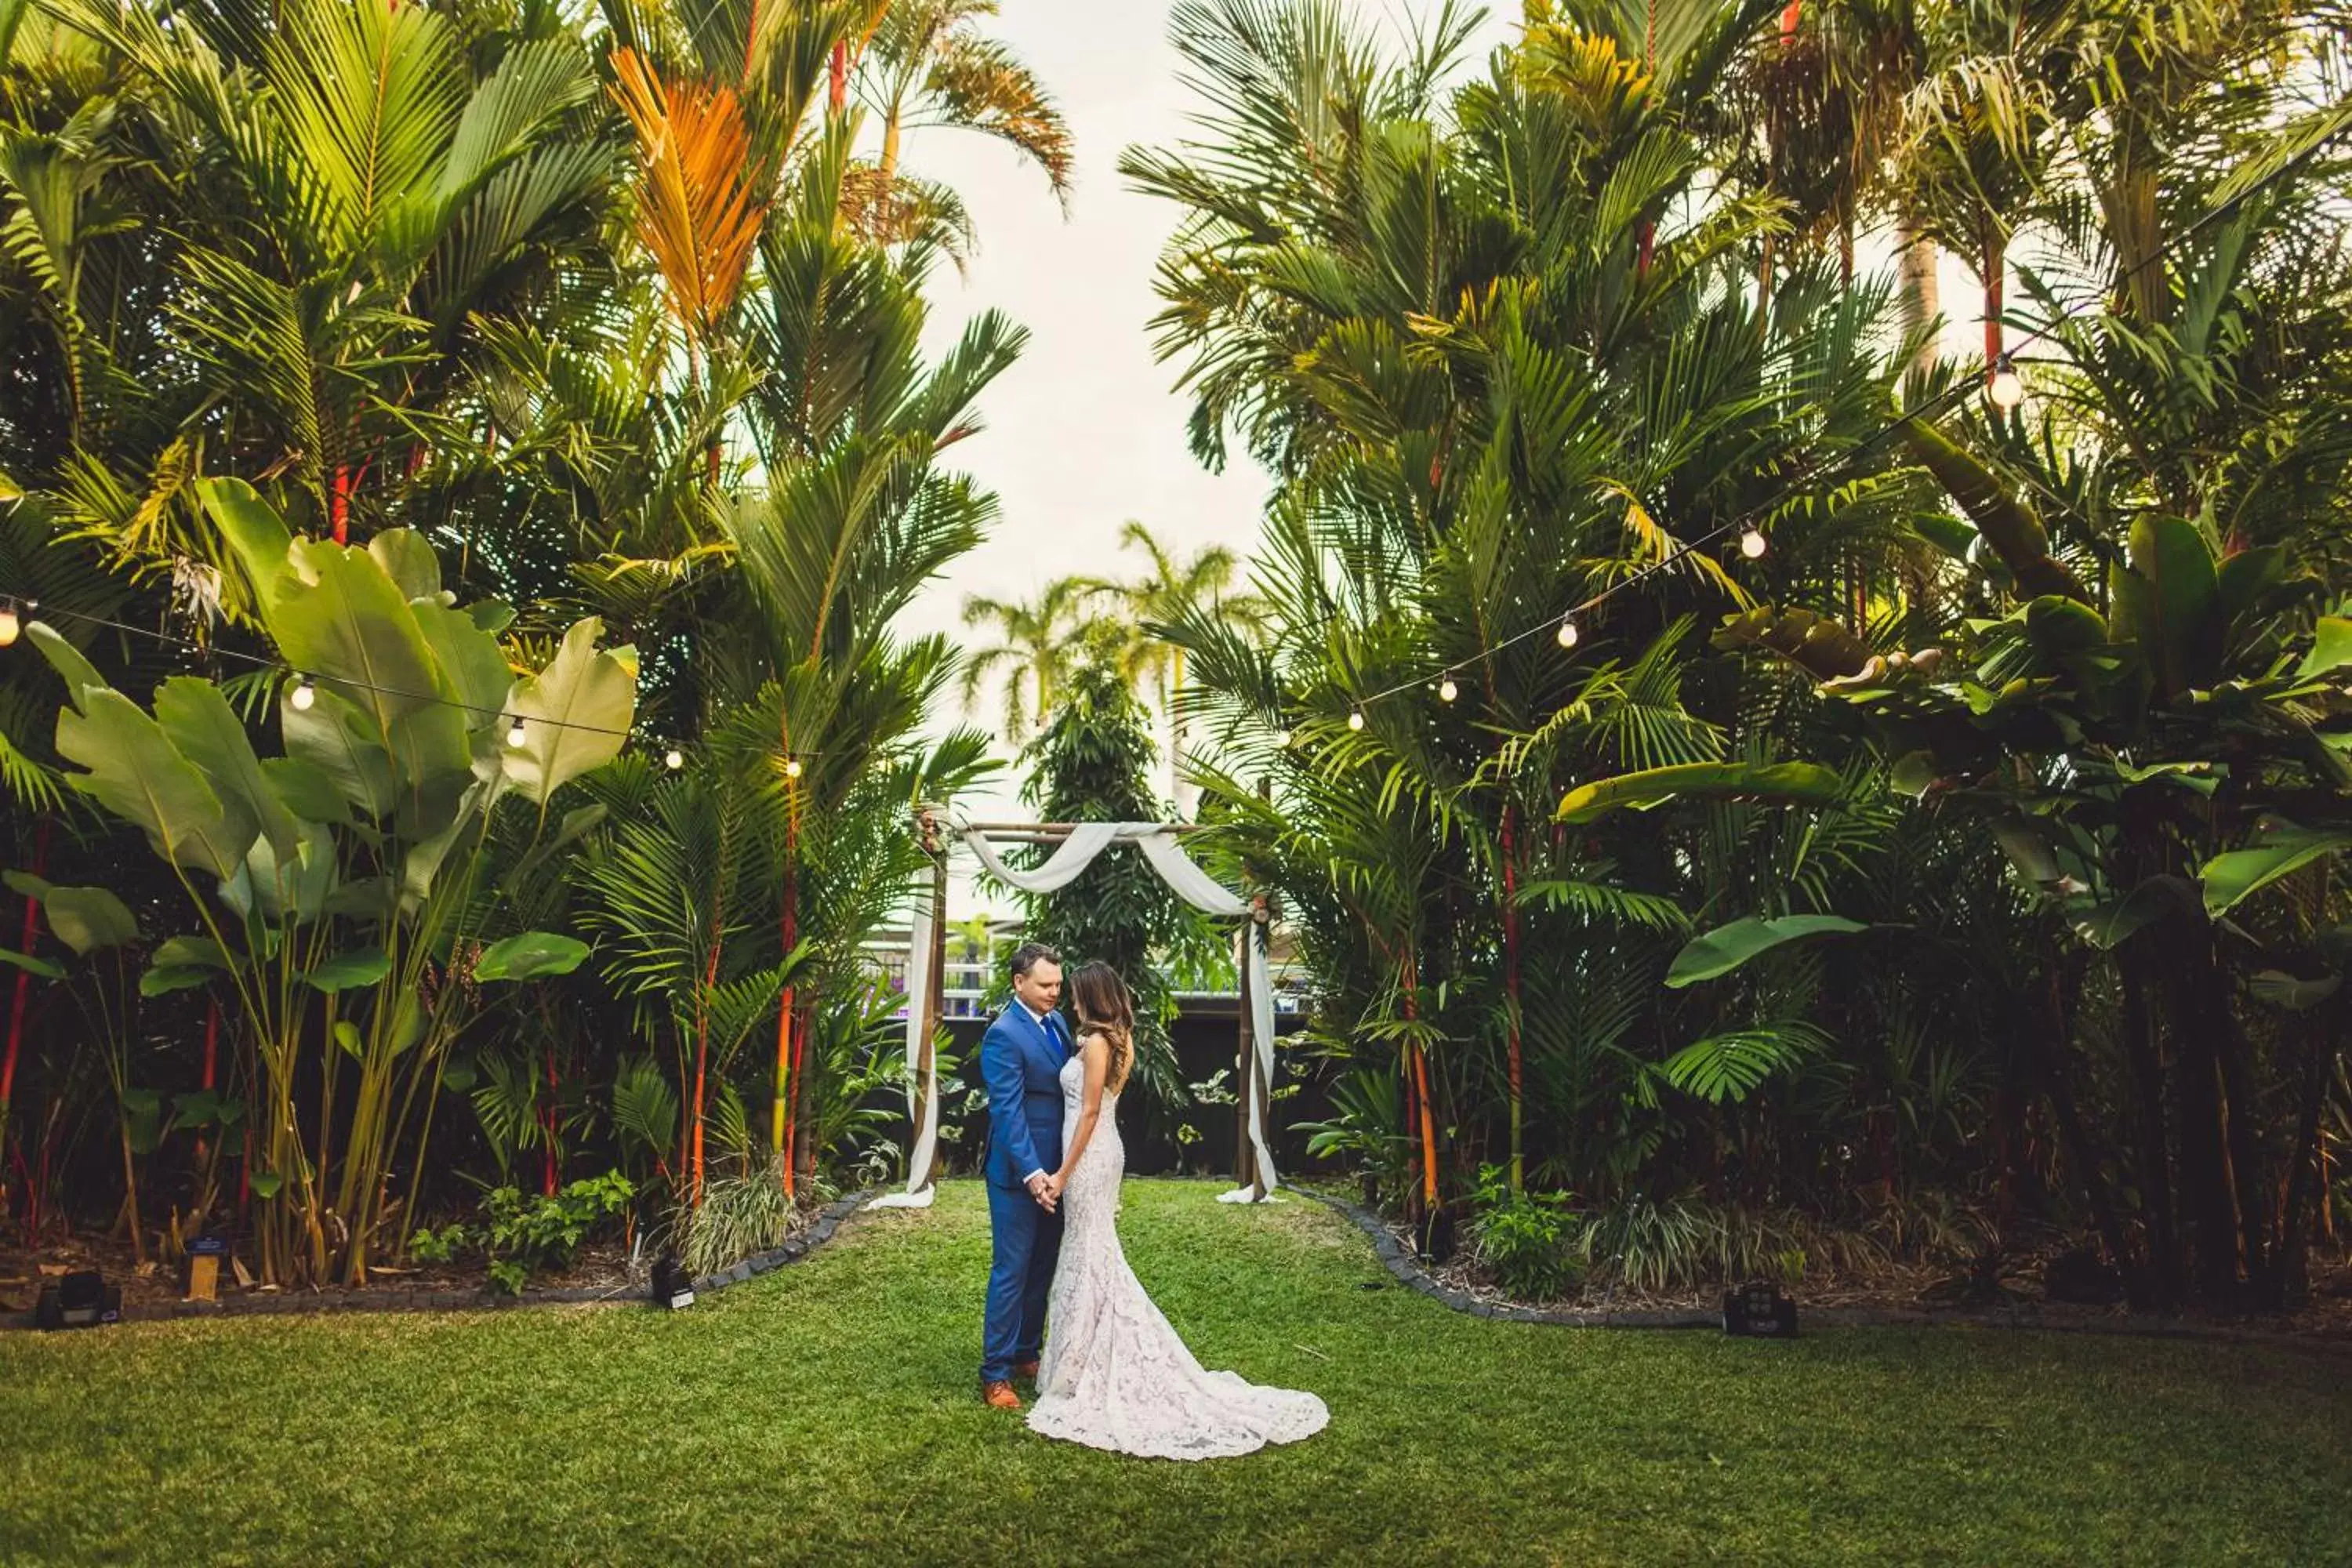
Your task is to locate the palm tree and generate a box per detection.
[958,574,1098,742]
[1134,0,1922,1219]
[848,0,1074,258]
[1094,520,1265,803]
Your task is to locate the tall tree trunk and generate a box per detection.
[1981,223,2005,378]
[1896,220,1941,379]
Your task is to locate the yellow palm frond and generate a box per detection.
[610,49,770,349]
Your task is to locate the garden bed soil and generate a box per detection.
[1304,1187,2352,1342]
[0,1190,868,1326]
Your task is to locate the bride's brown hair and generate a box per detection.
[1066,960,1134,1093]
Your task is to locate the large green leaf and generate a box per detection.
[2201,828,2352,916]
[271,538,450,733]
[224,818,337,925]
[153,935,232,969]
[2071,876,2195,949]
[411,599,513,718]
[198,477,294,616]
[281,684,398,821]
[473,931,590,982]
[1557,761,1843,824]
[2111,514,2222,700]
[36,884,140,955]
[1665,915,1867,988]
[303,947,392,993]
[24,622,107,710]
[2296,616,2352,682]
[368,529,444,604]
[54,688,252,879]
[140,965,214,997]
[154,677,302,861]
[502,617,638,804]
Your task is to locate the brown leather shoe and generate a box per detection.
[981,1379,1022,1410]
[1013,1359,1041,1382]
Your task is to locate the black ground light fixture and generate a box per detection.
[35,1269,121,1330]
[650,1251,695,1310]
[1722,1278,1798,1338]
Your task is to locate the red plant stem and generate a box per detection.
[1501,804,1523,1191]
[1402,960,1438,1210]
[0,819,52,1180]
[829,42,847,112]
[1780,0,1802,38]
[331,465,351,545]
[194,998,220,1167]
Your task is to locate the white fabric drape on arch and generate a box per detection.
[869,822,1279,1209]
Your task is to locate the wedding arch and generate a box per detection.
[868,807,1282,1210]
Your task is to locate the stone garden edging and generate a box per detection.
[1,1188,876,1331]
[1294,1185,2352,1352]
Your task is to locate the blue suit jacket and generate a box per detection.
[981,1004,1069,1190]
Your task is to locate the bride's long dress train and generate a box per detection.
[1026,1054,1329,1460]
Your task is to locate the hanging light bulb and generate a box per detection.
[1274,728,1293,748]
[784,756,804,780]
[1347,710,1366,731]
[1987,354,2025,411]
[289,675,318,712]
[505,714,528,749]
[1740,527,1768,560]
[0,599,22,648]
[1438,676,1459,703]
[663,747,684,771]
[1556,616,1580,649]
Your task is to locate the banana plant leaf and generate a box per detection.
[502,617,638,805]
[154,677,303,861]
[50,685,252,880]
[200,477,294,617]
[2110,514,2223,701]
[1665,914,1867,988]
[1557,760,1844,824]
[2201,827,2352,916]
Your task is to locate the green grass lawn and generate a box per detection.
[4,1179,2349,1566]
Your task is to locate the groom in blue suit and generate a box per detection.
[979,942,1071,1409]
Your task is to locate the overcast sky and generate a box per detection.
[893,3,1515,887]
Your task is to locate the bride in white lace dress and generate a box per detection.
[1026,961,1328,1461]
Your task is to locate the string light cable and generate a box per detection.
[1324,115,2352,726]
[0,597,805,775]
